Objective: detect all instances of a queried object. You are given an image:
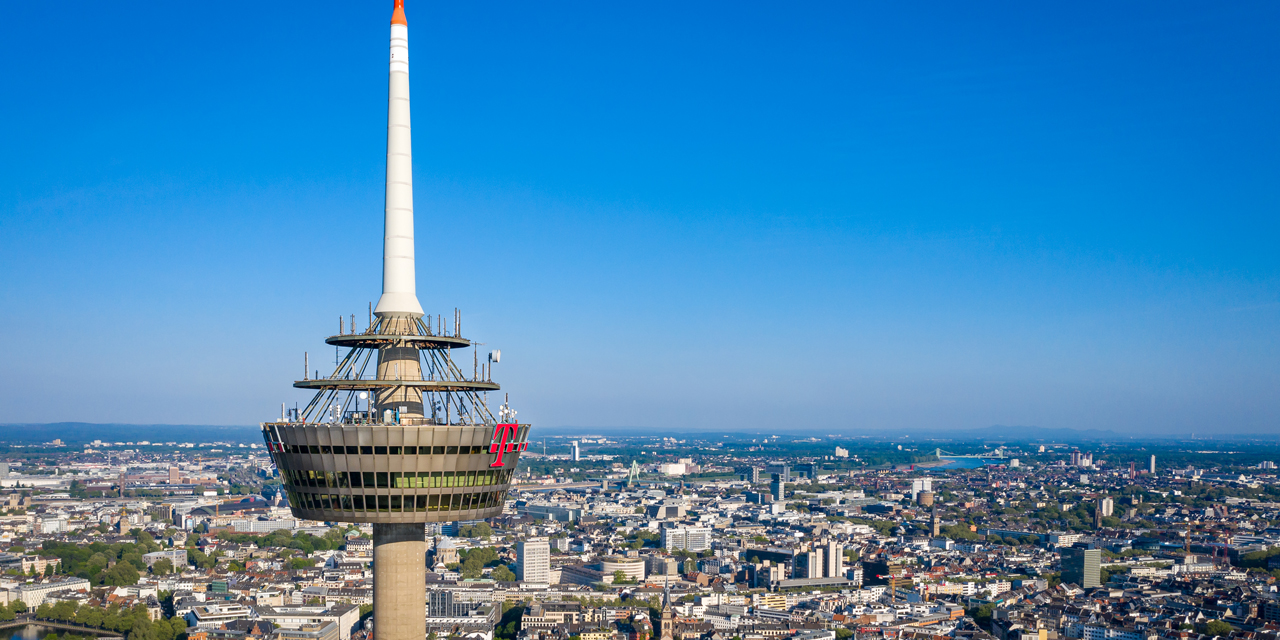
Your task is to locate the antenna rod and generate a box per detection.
[304,352,309,380]
[371,3,424,320]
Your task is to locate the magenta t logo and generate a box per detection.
[489,423,522,467]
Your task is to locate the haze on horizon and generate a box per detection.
[1,2,1277,435]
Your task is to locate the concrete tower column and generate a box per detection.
[373,523,425,640]
[375,342,425,419]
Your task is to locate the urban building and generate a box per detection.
[661,526,712,552]
[517,538,550,584]
[770,475,785,502]
[599,556,645,583]
[1061,547,1101,588]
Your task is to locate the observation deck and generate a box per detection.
[267,308,525,524]
[263,420,530,523]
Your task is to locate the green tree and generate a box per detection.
[494,602,524,640]
[289,557,316,570]
[51,600,78,622]
[492,565,516,582]
[460,554,485,579]
[76,605,105,628]
[104,561,140,586]
[1204,621,1233,637]
[968,603,995,630]
[151,558,174,575]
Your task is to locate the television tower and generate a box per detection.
[260,4,529,640]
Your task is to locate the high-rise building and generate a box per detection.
[792,548,824,579]
[834,446,849,458]
[1098,497,1114,517]
[661,526,712,552]
[1149,455,1156,475]
[571,441,580,461]
[910,478,932,500]
[825,539,844,579]
[259,5,528,640]
[168,467,180,484]
[770,475,785,502]
[517,538,550,584]
[1061,547,1101,588]
[735,466,761,483]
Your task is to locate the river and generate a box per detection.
[0,625,117,640]
[935,457,996,469]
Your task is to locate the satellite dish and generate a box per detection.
[359,392,368,400]
[489,350,501,363]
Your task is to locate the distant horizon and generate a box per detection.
[5,421,1280,445]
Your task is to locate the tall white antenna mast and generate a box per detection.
[373,1,424,319]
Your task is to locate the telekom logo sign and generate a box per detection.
[489,423,527,467]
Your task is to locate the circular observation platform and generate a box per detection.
[293,379,500,392]
[261,422,529,523]
[325,334,472,350]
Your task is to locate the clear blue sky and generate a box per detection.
[1,2,1277,434]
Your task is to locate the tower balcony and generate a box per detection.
[261,422,529,523]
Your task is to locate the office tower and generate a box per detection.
[770,474,785,502]
[1061,547,1101,588]
[792,547,824,579]
[168,467,180,484]
[834,446,849,458]
[1099,497,1114,517]
[517,538,550,584]
[910,478,932,500]
[661,526,712,552]
[1149,455,1156,475]
[260,4,528,640]
[572,441,580,461]
[735,466,761,483]
[826,539,844,578]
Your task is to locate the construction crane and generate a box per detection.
[878,570,919,603]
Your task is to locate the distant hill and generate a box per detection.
[0,422,260,445]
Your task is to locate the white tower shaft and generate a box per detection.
[374,3,424,318]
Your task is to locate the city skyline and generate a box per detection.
[2,2,1278,433]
